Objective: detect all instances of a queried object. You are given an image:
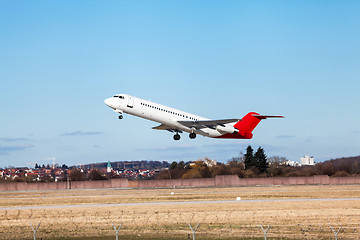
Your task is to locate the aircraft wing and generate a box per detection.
[178,119,240,130]
[152,124,183,133]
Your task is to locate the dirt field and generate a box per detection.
[1,185,360,239]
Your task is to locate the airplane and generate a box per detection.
[104,94,283,141]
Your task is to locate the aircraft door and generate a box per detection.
[127,95,134,108]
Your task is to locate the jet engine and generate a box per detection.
[216,125,239,135]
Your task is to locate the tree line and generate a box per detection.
[152,146,360,180]
[2,147,359,183]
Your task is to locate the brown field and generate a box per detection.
[0,184,360,239]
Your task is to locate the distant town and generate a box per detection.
[1,145,359,183]
[0,157,314,183]
[0,160,170,183]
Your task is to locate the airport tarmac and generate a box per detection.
[1,185,360,239]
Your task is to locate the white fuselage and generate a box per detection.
[104,94,231,138]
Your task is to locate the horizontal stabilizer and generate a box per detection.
[252,114,284,120]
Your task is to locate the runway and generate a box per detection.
[2,197,360,211]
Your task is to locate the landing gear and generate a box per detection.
[189,132,196,139]
[118,115,123,119]
[173,134,181,141]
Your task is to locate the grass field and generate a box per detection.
[1,184,360,239]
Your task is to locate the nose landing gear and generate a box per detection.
[118,115,123,119]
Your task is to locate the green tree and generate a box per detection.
[244,146,256,170]
[254,147,268,173]
[61,164,68,169]
[169,161,178,170]
[178,161,185,169]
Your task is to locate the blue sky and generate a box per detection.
[0,1,359,168]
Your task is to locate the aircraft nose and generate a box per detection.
[104,98,114,108]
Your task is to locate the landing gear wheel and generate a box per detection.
[118,115,123,119]
[189,133,196,139]
[173,134,180,141]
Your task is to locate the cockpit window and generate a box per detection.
[113,95,125,99]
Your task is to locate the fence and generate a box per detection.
[0,178,129,191]
[1,175,360,192]
[0,208,357,239]
[26,223,347,240]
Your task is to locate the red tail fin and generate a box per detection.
[234,112,261,139]
[234,112,283,139]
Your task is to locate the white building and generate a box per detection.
[283,160,297,166]
[204,158,217,167]
[300,156,314,166]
